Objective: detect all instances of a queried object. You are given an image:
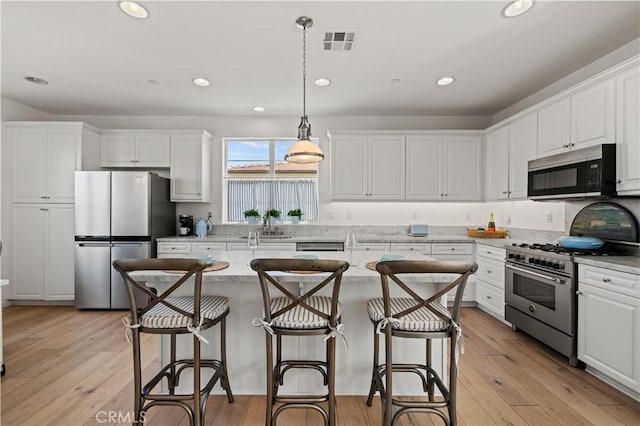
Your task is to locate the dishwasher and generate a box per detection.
[296,241,344,252]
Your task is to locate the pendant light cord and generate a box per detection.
[302,23,307,117]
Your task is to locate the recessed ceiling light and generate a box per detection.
[436,76,455,86]
[118,1,149,19]
[24,76,49,85]
[314,78,331,87]
[192,77,210,87]
[253,106,266,113]
[502,0,533,18]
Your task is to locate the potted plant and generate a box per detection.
[243,209,260,224]
[265,209,281,222]
[287,209,303,224]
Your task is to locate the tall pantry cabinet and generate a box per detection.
[5,121,99,301]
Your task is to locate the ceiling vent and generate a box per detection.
[323,30,356,51]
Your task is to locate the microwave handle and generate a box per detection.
[506,264,565,284]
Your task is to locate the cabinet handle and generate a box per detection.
[487,269,492,273]
[616,179,621,184]
[569,143,575,147]
[409,248,414,251]
[41,196,50,199]
[502,191,508,194]
[450,248,455,251]
[602,278,611,283]
[576,291,583,296]
[486,251,492,254]
[562,144,568,148]
[486,295,492,299]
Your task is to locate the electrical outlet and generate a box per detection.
[412,212,418,220]
[346,212,352,220]
[546,212,553,223]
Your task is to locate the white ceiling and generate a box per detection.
[2,1,639,117]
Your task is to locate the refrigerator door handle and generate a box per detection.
[78,243,112,247]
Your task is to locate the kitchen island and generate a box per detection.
[131,250,466,396]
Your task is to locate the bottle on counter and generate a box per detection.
[487,212,496,232]
[206,212,213,235]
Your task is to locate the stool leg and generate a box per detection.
[220,316,235,403]
[426,339,435,401]
[448,331,458,426]
[383,328,393,426]
[366,325,379,406]
[131,330,144,425]
[169,334,177,394]
[193,335,202,426]
[327,336,337,426]
[265,332,274,426]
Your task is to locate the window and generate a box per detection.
[225,139,319,222]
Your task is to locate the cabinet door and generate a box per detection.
[485,126,510,200]
[578,283,640,392]
[135,134,171,167]
[44,205,75,300]
[10,127,46,203]
[11,205,46,299]
[405,136,442,200]
[444,136,481,200]
[330,135,367,200]
[508,113,538,199]
[616,67,640,195]
[537,97,571,157]
[46,128,81,203]
[101,134,135,167]
[571,78,615,149]
[368,136,405,200]
[170,134,211,202]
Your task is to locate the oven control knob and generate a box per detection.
[558,263,565,270]
[552,262,560,269]
[508,253,515,259]
[528,305,536,313]
[529,258,536,264]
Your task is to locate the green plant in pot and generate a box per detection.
[287,209,303,224]
[243,209,260,224]
[265,209,281,222]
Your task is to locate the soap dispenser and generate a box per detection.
[206,212,213,235]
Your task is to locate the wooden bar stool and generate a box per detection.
[365,260,477,426]
[250,258,349,426]
[113,258,234,425]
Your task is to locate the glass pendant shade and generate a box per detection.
[285,16,325,164]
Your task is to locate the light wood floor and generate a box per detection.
[1,306,638,425]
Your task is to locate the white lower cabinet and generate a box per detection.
[429,243,475,303]
[577,264,640,396]
[156,242,193,258]
[474,244,506,319]
[11,204,75,300]
[354,243,391,252]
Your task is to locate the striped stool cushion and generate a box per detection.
[140,295,229,329]
[270,296,340,330]
[367,298,451,332]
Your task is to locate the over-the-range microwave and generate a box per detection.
[527,144,617,200]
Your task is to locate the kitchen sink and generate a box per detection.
[237,235,292,239]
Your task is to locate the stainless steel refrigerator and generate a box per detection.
[74,171,175,309]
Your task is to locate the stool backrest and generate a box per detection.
[113,258,209,326]
[375,260,478,324]
[250,258,349,327]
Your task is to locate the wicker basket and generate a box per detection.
[466,229,508,238]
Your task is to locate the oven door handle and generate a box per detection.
[505,264,566,284]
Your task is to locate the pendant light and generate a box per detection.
[285,16,325,163]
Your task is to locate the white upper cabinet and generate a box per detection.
[170,131,212,202]
[508,113,538,199]
[571,78,615,148]
[442,136,482,200]
[101,131,171,167]
[537,97,571,157]
[485,126,510,200]
[330,133,405,200]
[406,135,481,200]
[537,78,615,158]
[7,122,90,203]
[615,66,640,195]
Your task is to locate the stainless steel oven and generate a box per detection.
[504,244,578,366]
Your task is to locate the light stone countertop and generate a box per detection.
[574,256,640,275]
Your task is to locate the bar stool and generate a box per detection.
[250,258,349,426]
[113,258,234,426]
[365,260,477,426]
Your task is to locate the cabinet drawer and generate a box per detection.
[476,244,506,262]
[579,264,640,298]
[389,243,431,253]
[192,242,226,252]
[354,243,391,251]
[260,242,297,251]
[476,280,504,317]
[477,257,505,288]
[432,243,473,255]
[157,242,191,254]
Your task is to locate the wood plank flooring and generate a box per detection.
[1,306,638,425]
